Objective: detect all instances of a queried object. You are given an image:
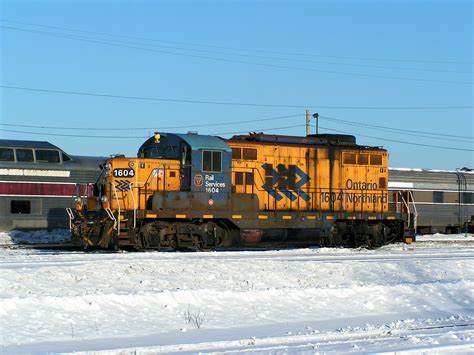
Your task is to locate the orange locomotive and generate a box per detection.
[69,132,407,250]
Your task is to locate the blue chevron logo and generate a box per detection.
[115,179,131,192]
[261,164,310,202]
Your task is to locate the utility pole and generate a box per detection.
[305,109,310,136]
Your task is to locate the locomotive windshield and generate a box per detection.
[141,145,179,159]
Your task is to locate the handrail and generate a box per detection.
[111,183,121,235]
[105,208,117,230]
[408,190,418,232]
[65,208,74,230]
[129,182,137,228]
[399,191,411,228]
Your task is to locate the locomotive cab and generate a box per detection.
[139,132,232,213]
[71,132,232,249]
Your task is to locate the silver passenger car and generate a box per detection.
[0,140,104,231]
[388,168,474,234]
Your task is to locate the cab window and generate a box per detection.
[203,150,222,172]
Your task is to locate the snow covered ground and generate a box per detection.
[0,236,473,354]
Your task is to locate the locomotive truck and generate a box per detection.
[69,132,408,250]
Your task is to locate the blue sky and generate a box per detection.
[0,0,472,169]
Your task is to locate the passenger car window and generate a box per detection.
[463,192,473,204]
[202,150,222,172]
[62,153,71,162]
[11,200,31,214]
[16,149,34,162]
[433,191,444,203]
[0,148,14,161]
[35,149,60,163]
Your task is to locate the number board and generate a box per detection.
[113,168,135,178]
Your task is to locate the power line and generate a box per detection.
[0,124,304,138]
[1,85,473,110]
[2,19,471,65]
[319,115,474,142]
[0,23,468,75]
[2,25,472,85]
[0,128,146,139]
[0,114,302,131]
[3,113,471,144]
[2,121,472,152]
[317,125,474,152]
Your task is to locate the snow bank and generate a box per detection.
[416,233,474,241]
[0,229,71,245]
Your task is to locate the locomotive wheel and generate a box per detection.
[386,221,402,244]
[137,232,149,251]
[137,222,160,250]
[98,221,115,249]
[367,230,386,249]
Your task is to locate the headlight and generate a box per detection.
[74,197,82,204]
[104,162,111,176]
[101,196,108,203]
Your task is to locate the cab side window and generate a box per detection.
[203,150,222,172]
